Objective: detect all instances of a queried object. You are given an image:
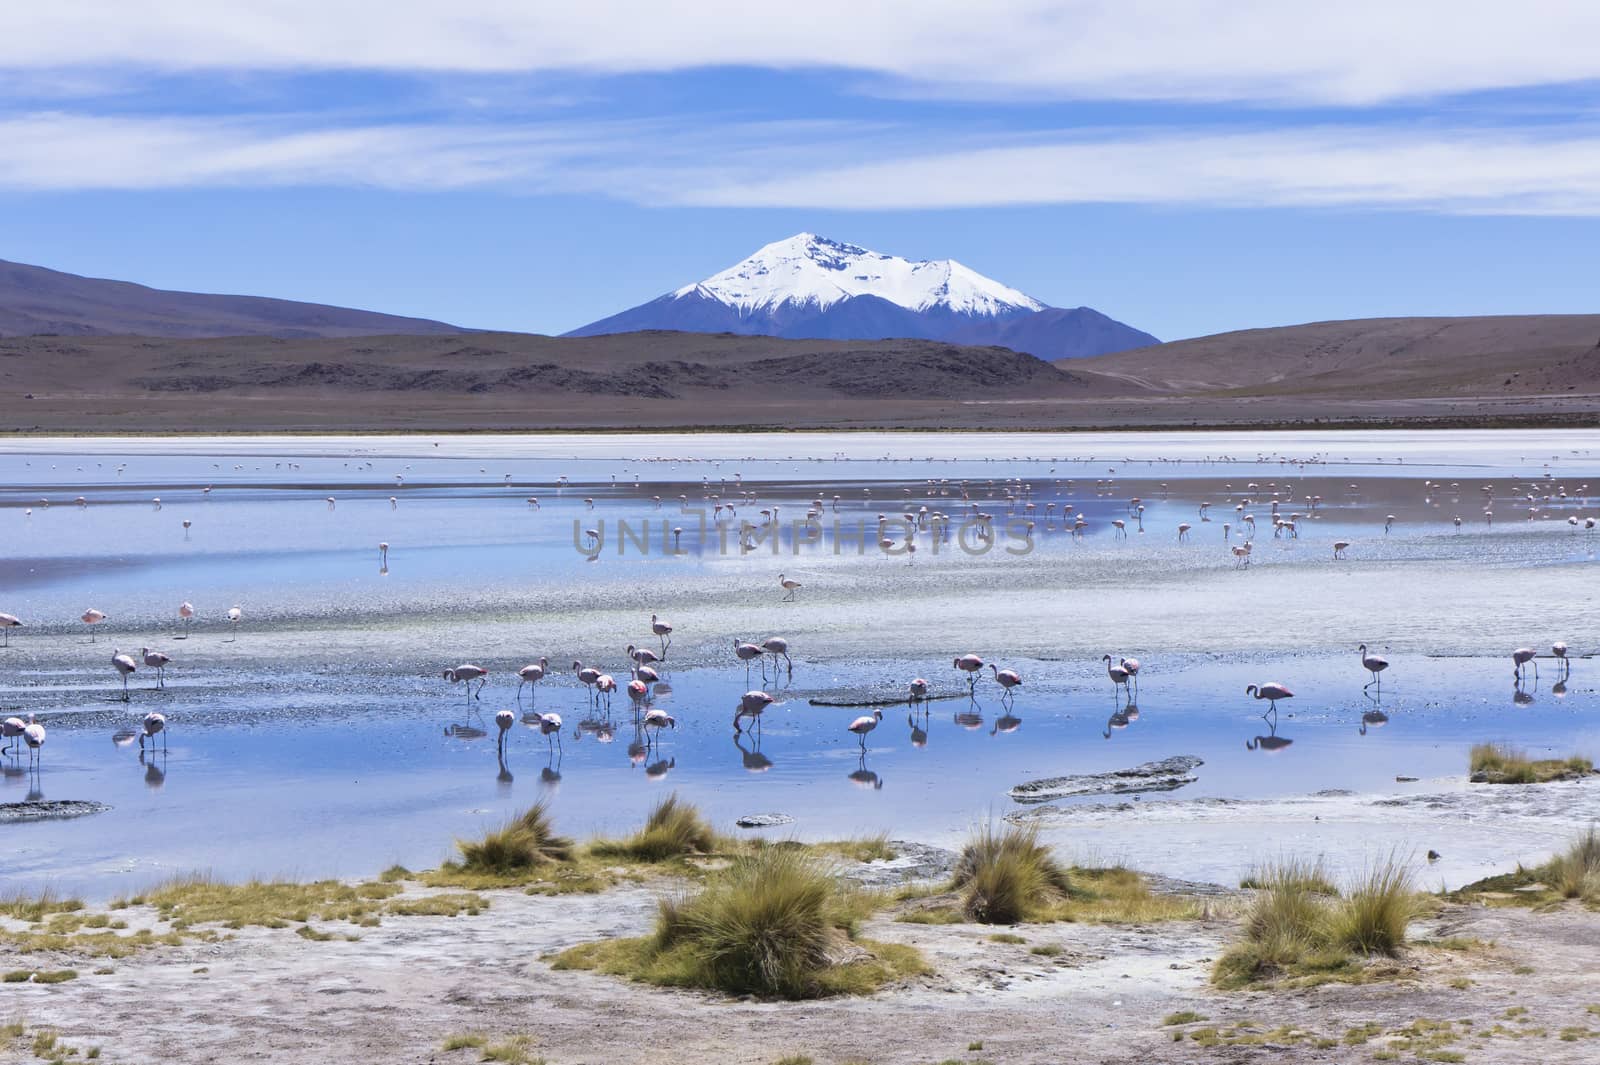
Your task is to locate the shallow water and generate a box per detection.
[2,430,1598,897]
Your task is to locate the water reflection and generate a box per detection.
[1246,708,1294,753]
[848,751,883,790]
[140,749,166,789]
[733,730,773,773]
[907,707,929,748]
[991,712,1022,736]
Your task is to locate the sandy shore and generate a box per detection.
[7,848,1600,1065]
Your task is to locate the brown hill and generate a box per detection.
[0,331,1128,432]
[1074,315,1600,400]
[0,258,463,339]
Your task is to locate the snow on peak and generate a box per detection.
[673,233,1047,317]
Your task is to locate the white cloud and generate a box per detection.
[8,112,1600,216]
[3,1,1600,106]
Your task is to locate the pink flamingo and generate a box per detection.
[442,664,488,703]
[953,654,984,693]
[848,709,884,748]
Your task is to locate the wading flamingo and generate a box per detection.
[140,647,172,688]
[82,608,107,641]
[141,711,167,752]
[1513,647,1538,680]
[734,690,774,733]
[761,636,792,677]
[848,709,884,748]
[111,649,137,701]
[989,664,1022,701]
[1245,682,1293,711]
[1357,644,1389,690]
[0,612,19,647]
[778,573,802,601]
[953,654,985,692]
[443,664,489,702]
[517,658,549,699]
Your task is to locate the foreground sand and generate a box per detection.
[6,859,1600,1065]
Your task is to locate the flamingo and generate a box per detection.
[111,648,138,701]
[595,674,618,707]
[1,715,26,757]
[0,612,19,647]
[635,664,661,686]
[734,638,764,678]
[1231,541,1253,567]
[530,711,563,752]
[1177,522,1191,543]
[1245,682,1293,711]
[989,664,1022,701]
[1103,654,1130,695]
[442,664,489,702]
[378,542,389,568]
[227,605,242,640]
[734,690,774,732]
[572,661,602,701]
[1111,518,1126,538]
[651,613,673,656]
[1332,541,1350,559]
[1120,656,1141,695]
[178,601,195,638]
[626,644,661,675]
[642,708,676,745]
[953,654,984,692]
[778,573,802,601]
[21,718,44,766]
[82,608,107,641]
[140,647,172,688]
[1554,642,1570,674]
[494,708,515,754]
[908,678,929,705]
[1358,644,1389,690]
[1512,647,1538,680]
[141,711,167,751]
[848,709,884,748]
[517,658,549,699]
[761,636,792,677]
[627,678,650,710]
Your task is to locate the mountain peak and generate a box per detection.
[567,234,1156,359]
[672,233,1046,317]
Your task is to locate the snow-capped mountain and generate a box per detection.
[564,233,1157,359]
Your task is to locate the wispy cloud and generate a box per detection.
[7,112,1600,216]
[5,2,1600,106]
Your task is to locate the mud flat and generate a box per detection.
[8,851,1600,1064]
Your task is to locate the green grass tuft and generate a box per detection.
[554,846,924,998]
[456,801,575,874]
[951,823,1071,924]
[1470,743,1593,784]
[1215,855,1420,989]
[589,794,719,862]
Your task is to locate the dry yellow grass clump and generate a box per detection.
[1469,743,1593,784]
[1214,856,1421,989]
[553,845,925,998]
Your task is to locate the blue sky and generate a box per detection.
[4,2,1600,341]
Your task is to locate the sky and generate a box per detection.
[4,2,1600,341]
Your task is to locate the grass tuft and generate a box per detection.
[456,801,575,875]
[1470,743,1593,784]
[590,794,718,862]
[951,823,1071,924]
[1214,856,1420,989]
[0,890,83,922]
[554,846,924,998]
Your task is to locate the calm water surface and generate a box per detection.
[2,430,1597,896]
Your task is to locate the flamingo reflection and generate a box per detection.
[1246,708,1294,753]
[848,751,883,790]
[733,730,773,772]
